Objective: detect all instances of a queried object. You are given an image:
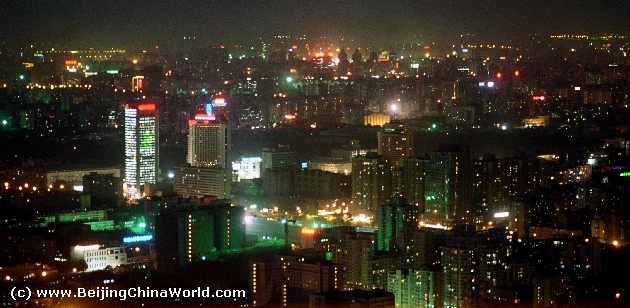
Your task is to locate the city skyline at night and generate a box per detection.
[3,2,630,307]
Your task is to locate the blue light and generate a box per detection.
[122,234,153,243]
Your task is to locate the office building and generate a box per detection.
[124,102,158,193]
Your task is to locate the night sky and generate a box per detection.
[1,0,630,49]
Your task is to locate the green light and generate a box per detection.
[313,223,318,228]
[286,77,293,83]
[326,251,333,261]
[1,120,6,126]
[431,123,437,129]
[621,171,630,177]
[19,75,24,80]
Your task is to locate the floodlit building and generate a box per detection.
[71,245,127,272]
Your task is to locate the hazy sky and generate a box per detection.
[1,0,629,49]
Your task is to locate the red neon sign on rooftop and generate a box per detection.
[137,103,156,111]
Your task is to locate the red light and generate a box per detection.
[496,72,502,79]
[514,70,520,77]
[616,293,621,299]
[138,103,156,111]
[302,228,315,235]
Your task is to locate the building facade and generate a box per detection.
[124,102,158,192]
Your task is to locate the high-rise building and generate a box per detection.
[379,121,414,197]
[249,255,343,307]
[124,102,158,193]
[154,200,245,269]
[376,198,418,251]
[261,146,297,198]
[472,154,504,221]
[441,228,510,308]
[424,145,471,224]
[352,153,392,212]
[387,268,442,308]
[187,109,231,168]
[174,107,231,198]
[335,231,375,290]
[403,155,430,211]
[378,121,414,170]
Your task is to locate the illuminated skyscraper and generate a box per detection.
[124,102,158,193]
[174,106,231,198]
[187,107,230,168]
